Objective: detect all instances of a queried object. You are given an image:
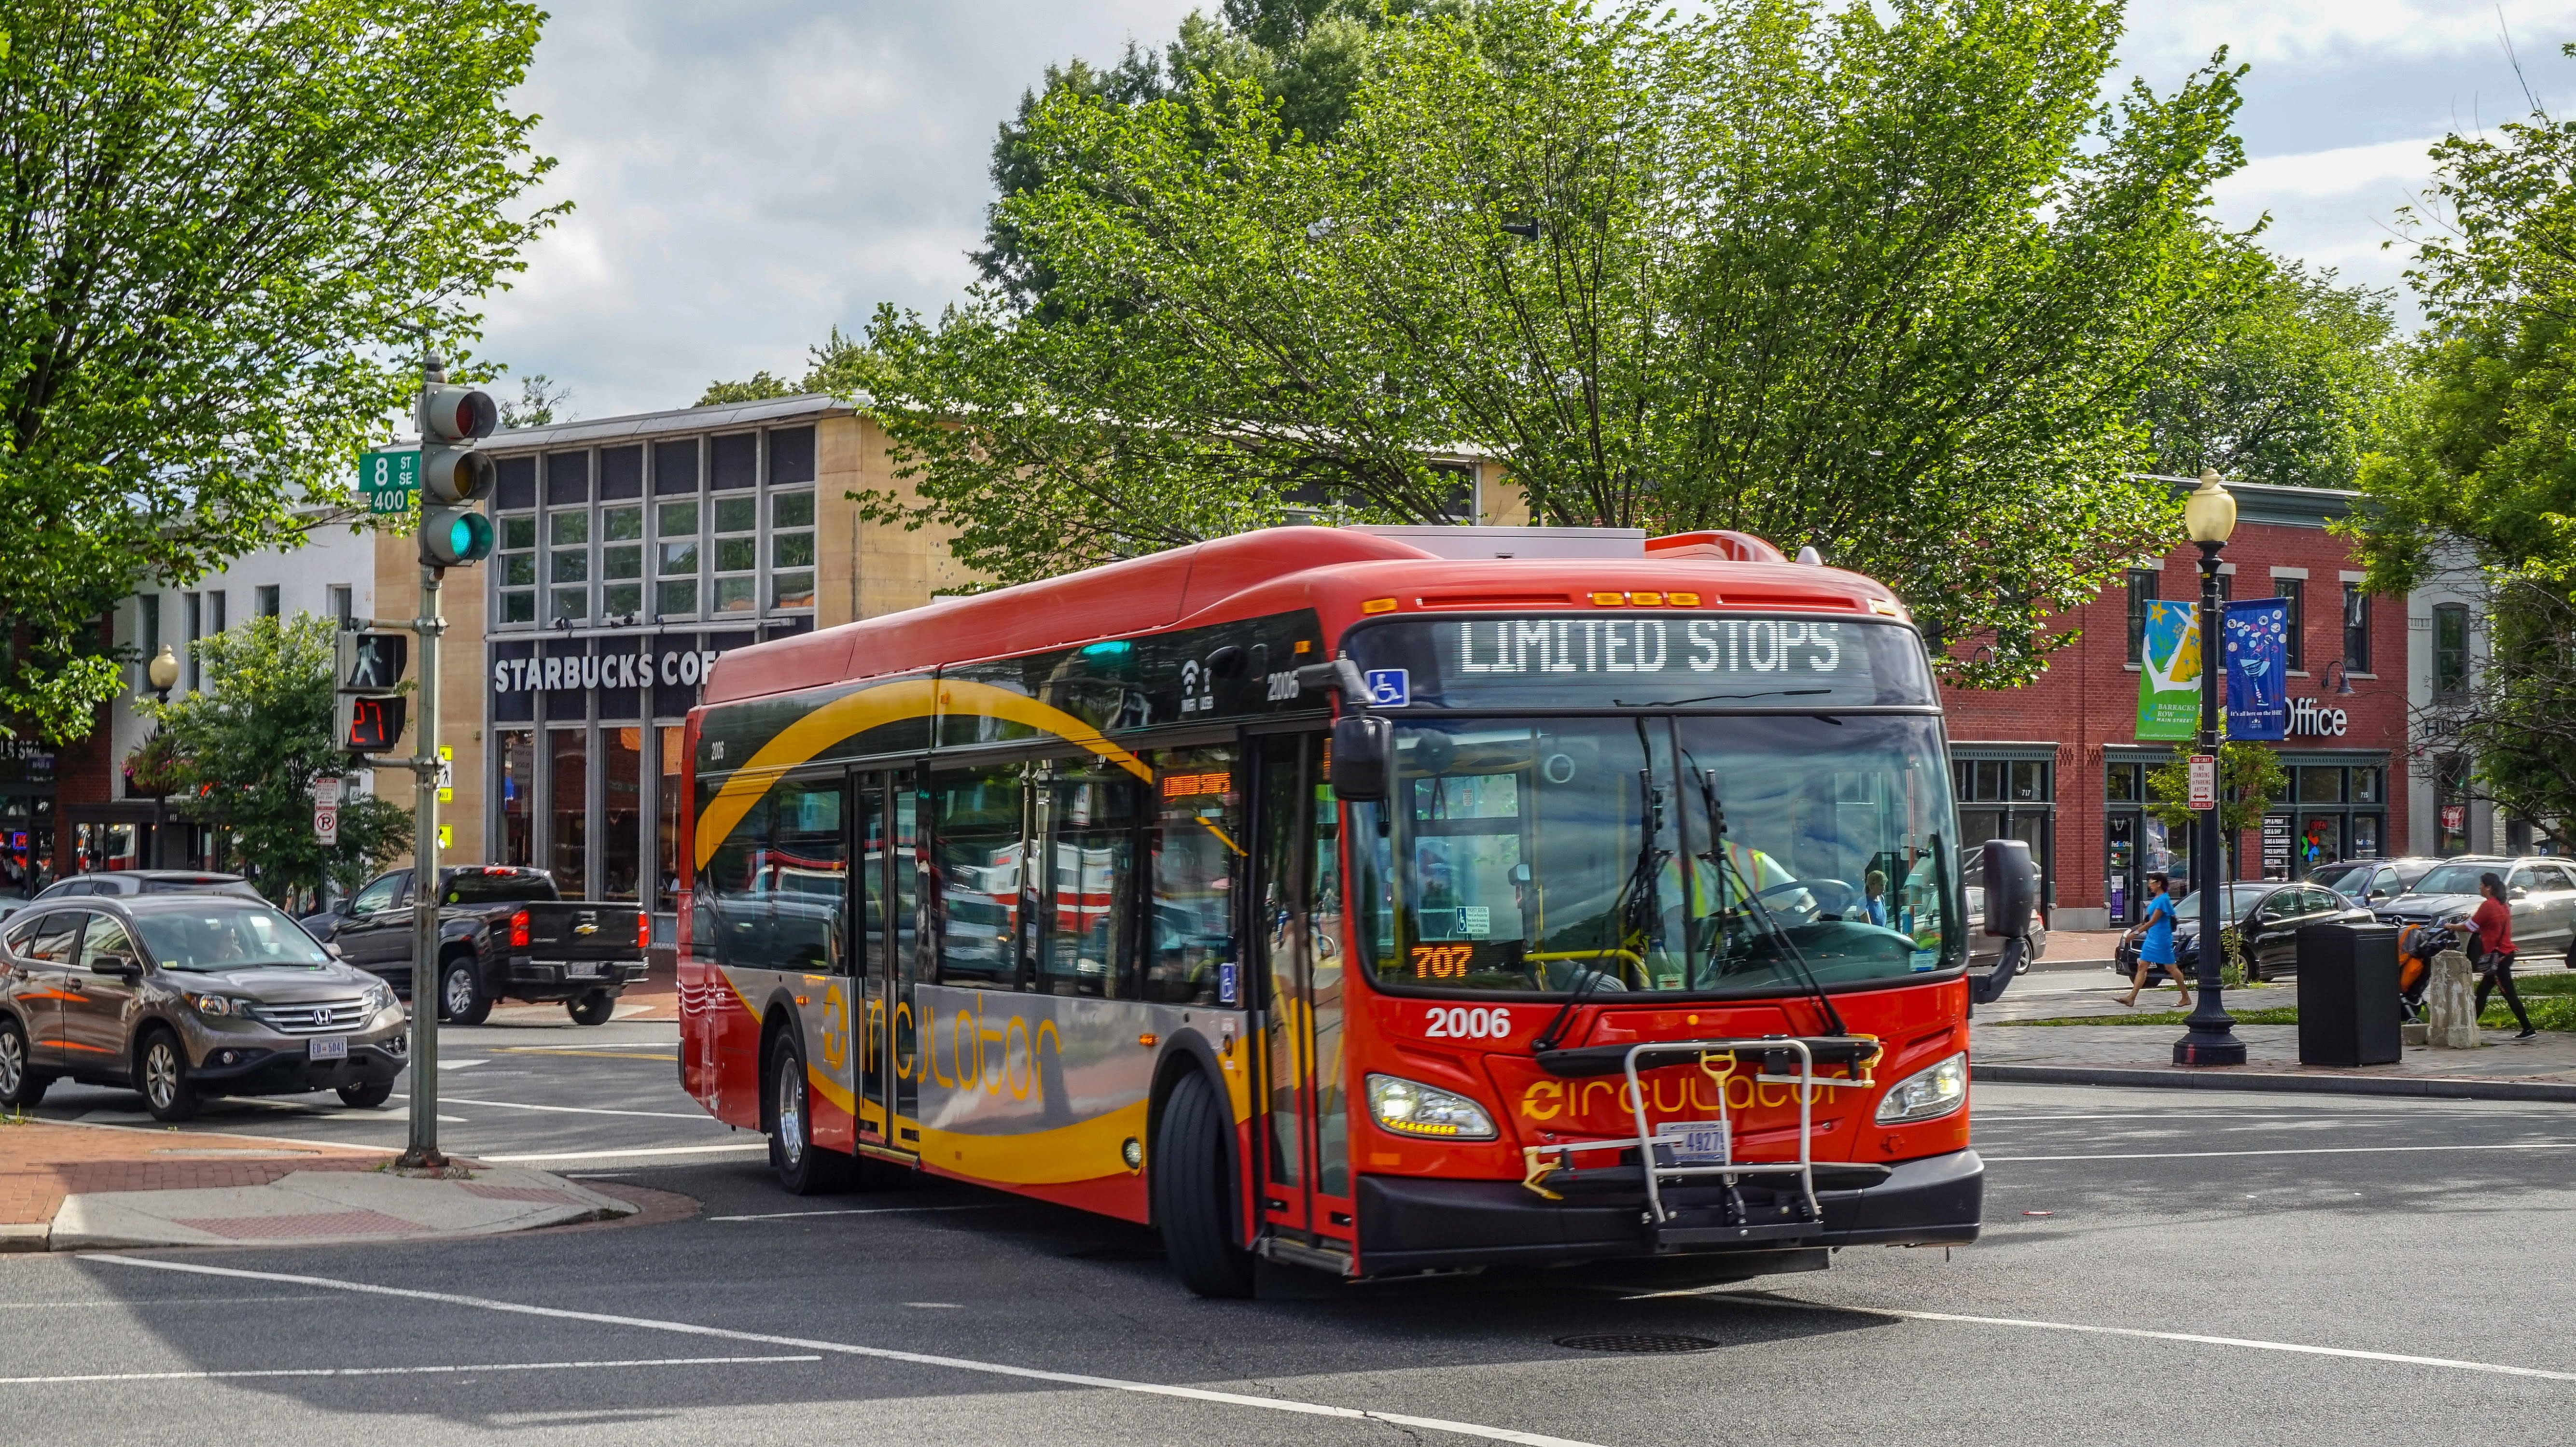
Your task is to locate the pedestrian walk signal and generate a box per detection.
[335,694,406,753]
[334,630,408,692]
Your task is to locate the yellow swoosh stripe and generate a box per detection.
[694,677,1153,870]
[916,1099,1149,1186]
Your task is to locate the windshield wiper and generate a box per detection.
[1532,766,1663,1054]
[1613,688,1833,707]
[1691,766,1849,1039]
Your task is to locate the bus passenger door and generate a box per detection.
[1256,733,1353,1253]
[861,769,923,1157]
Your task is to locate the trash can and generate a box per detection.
[2298,922,2402,1067]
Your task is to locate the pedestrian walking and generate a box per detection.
[2469,871,2537,1041]
[2120,872,2191,1008]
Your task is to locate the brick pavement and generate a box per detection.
[0,1119,389,1229]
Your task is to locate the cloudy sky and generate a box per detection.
[480,0,2576,420]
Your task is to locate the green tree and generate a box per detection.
[698,329,877,406]
[498,373,573,429]
[0,0,560,742]
[853,0,2259,688]
[695,371,799,407]
[2347,48,2576,829]
[145,616,413,903]
[2136,256,2401,489]
[974,0,1440,313]
[2148,739,2286,886]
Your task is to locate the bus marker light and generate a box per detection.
[1629,590,1665,606]
[1361,597,1398,614]
[1589,591,1626,606]
[1668,591,1701,606]
[1122,1138,1143,1171]
[1138,1033,1157,1048]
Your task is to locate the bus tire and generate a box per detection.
[1152,1069,1254,1298]
[768,1032,854,1196]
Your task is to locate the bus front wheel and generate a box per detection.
[1152,1070,1255,1298]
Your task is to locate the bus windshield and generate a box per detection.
[1352,714,1959,997]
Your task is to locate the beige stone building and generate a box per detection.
[377,391,1509,927]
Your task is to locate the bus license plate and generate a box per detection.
[1657,1121,1729,1164]
[308,1036,348,1061]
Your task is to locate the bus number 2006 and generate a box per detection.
[1424,1006,1513,1040]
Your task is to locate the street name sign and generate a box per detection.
[361,447,420,514]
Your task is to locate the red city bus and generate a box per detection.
[677,525,2035,1295]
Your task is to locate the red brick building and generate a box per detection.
[1940,481,2405,930]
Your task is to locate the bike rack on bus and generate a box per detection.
[1518,1036,1881,1250]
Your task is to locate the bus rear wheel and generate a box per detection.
[768,1034,854,1196]
[1153,1069,1255,1298]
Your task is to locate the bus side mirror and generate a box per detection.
[1980,838,2038,940]
[1332,714,1391,801]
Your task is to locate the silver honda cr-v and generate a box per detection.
[0,893,408,1121]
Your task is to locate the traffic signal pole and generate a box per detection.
[398,562,446,1169]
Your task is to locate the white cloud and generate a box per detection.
[2124,0,2576,68]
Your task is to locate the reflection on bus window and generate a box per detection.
[1147,745,1241,1005]
[934,766,1024,987]
[768,777,847,975]
[1041,761,1138,997]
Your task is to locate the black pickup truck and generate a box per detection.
[301,865,649,1026]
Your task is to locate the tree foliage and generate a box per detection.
[854,0,2260,688]
[2147,738,2285,883]
[2136,257,2401,490]
[0,0,559,740]
[2349,49,2576,828]
[145,615,413,902]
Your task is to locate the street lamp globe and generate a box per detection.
[145,645,180,694]
[2183,468,2237,545]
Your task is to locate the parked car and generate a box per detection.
[2170,880,2379,982]
[303,865,649,1026]
[2307,857,2442,909]
[0,894,407,1120]
[33,870,265,903]
[2373,856,2576,966]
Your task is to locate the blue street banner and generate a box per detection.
[2135,600,2200,741]
[2223,597,2289,741]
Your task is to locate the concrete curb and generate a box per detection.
[0,1222,49,1253]
[1975,1062,2576,1104]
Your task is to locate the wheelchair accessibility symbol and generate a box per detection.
[1364,669,1409,707]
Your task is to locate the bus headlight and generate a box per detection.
[1366,1074,1497,1140]
[1875,1052,1968,1125]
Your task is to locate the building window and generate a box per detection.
[655,498,699,618]
[2273,577,2303,671]
[2125,569,2156,665]
[711,492,758,614]
[498,511,537,623]
[2434,603,2470,699]
[208,590,226,635]
[601,501,644,620]
[549,504,589,624]
[139,595,161,660]
[255,585,279,619]
[770,489,815,610]
[2436,753,2473,854]
[183,592,202,690]
[327,586,352,629]
[2342,583,2369,673]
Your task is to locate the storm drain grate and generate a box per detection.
[1554,1333,1720,1355]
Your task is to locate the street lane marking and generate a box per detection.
[392,1093,715,1121]
[1984,1141,2576,1163]
[0,1295,335,1311]
[1691,1292,2576,1385]
[477,1142,773,1163]
[0,1354,819,1386]
[90,1256,1608,1447]
[708,1205,1003,1222]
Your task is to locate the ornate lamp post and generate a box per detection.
[144,645,179,702]
[2175,470,2246,1066]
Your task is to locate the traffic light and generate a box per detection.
[333,628,410,754]
[418,383,497,567]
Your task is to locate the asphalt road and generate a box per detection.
[9,1020,2576,1445]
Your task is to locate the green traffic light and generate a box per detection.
[418,506,493,567]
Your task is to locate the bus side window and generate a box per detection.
[932,764,1026,989]
[769,775,848,975]
[1039,763,1139,997]
[1146,745,1243,1006]
[704,790,771,971]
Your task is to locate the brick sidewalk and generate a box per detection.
[0,1120,390,1230]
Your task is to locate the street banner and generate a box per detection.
[2135,600,2200,740]
[2223,598,2289,741]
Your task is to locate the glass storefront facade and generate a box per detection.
[484,416,823,922]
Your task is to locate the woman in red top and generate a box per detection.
[2471,872,2536,1041]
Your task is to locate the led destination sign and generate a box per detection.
[1345,615,1934,708]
